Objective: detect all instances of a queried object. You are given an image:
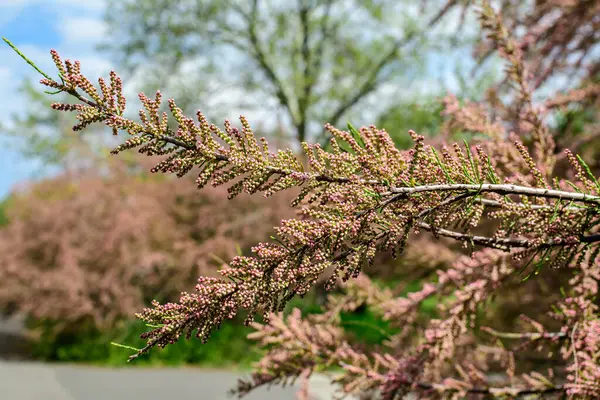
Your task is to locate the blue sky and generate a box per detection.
[0,0,108,200]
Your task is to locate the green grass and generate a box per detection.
[26,290,326,368]
[29,317,262,369]
[0,194,13,227]
[23,278,447,368]
[340,307,399,344]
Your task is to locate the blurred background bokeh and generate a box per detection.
[0,0,597,388]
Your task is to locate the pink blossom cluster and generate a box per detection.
[0,156,295,333]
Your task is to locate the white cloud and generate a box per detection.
[58,17,107,44]
[75,55,113,77]
[0,66,11,85]
[55,0,105,9]
[0,0,105,10]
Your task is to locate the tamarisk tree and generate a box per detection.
[4,1,600,398]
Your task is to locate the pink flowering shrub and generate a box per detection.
[0,155,295,332]
[4,0,600,398]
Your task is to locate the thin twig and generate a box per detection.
[389,183,600,204]
[481,326,567,340]
[571,322,579,386]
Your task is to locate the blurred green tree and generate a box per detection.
[375,63,499,148]
[99,0,474,145]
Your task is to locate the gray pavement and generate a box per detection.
[0,360,341,400]
[0,314,342,400]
